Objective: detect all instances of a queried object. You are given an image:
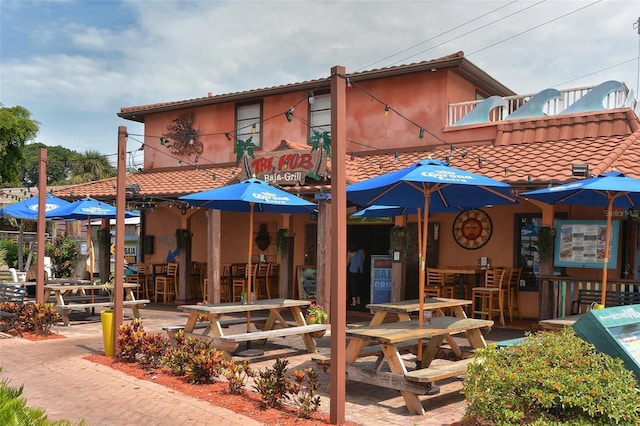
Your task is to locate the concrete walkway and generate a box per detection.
[0,304,528,425]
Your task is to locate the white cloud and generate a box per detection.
[1,0,639,156]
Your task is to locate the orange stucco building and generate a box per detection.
[56,51,640,322]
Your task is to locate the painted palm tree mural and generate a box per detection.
[234,136,256,178]
[309,130,331,180]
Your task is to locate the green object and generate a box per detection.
[573,304,640,382]
[101,310,115,357]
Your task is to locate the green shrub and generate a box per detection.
[288,367,321,419]
[137,333,170,370]
[45,234,79,279]
[162,330,212,377]
[116,318,146,362]
[183,347,225,384]
[223,359,254,394]
[462,327,640,425]
[0,239,23,269]
[254,358,290,408]
[20,303,61,335]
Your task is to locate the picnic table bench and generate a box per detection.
[341,316,492,416]
[45,283,150,326]
[0,283,27,336]
[162,315,269,338]
[176,298,323,359]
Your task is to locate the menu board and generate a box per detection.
[573,305,640,382]
[370,255,392,305]
[554,220,619,268]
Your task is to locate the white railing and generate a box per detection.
[448,83,633,127]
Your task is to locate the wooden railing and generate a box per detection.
[539,275,640,320]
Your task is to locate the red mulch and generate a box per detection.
[8,331,66,341]
[85,354,359,426]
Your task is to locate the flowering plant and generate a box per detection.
[45,234,79,278]
[305,303,328,324]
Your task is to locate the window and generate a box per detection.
[308,93,331,143]
[236,103,262,148]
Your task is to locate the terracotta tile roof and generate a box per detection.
[52,108,640,201]
[51,166,241,200]
[118,52,514,122]
[351,109,640,188]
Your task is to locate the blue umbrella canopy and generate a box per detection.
[0,194,71,220]
[346,159,516,209]
[352,204,463,218]
[347,159,517,352]
[180,178,316,320]
[47,197,139,278]
[522,171,640,305]
[180,178,316,213]
[50,197,139,220]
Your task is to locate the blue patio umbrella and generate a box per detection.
[0,193,71,220]
[352,204,462,218]
[522,171,640,306]
[347,159,517,360]
[49,197,140,278]
[49,197,139,221]
[180,178,316,334]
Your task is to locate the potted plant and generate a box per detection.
[305,303,328,338]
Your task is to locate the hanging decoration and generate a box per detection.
[162,114,203,157]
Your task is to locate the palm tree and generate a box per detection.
[68,150,116,184]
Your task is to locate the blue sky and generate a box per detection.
[1,0,639,169]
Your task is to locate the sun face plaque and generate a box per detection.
[453,209,493,250]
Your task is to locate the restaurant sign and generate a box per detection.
[237,148,327,186]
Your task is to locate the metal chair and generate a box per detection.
[155,262,178,303]
[471,268,508,326]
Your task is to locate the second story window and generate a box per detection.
[309,93,331,143]
[236,102,262,148]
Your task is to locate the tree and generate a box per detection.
[21,143,75,186]
[0,104,39,186]
[67,150,116,184]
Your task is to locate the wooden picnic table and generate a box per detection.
[344,316,493,416]
[44,283,150,326]
[176,298,328,358]
[348,298,472,359]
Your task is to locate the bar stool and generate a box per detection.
[232,264,257,302]
[267,263,279,299]
[254,262,270,300]
[425,268,455,298]
[155,262,179,303]
[471,268,508,326]
[507,267,523,321]
[127,263,152,300]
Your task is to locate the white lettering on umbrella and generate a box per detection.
[252,191,291,204]
[28,203,64,212]
[79,207,111,214]
[420,170,477,182]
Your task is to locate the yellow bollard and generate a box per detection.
[100,310,115,356]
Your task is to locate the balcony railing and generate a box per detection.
[448,83,633,127]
